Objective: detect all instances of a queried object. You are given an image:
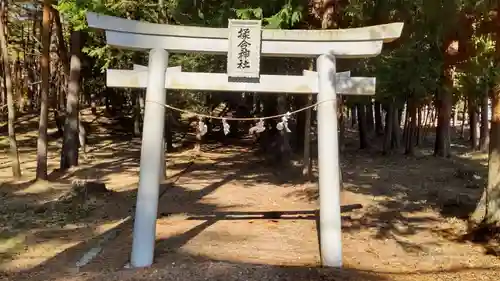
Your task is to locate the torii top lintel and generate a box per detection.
[86,12,403,58]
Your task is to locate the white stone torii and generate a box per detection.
[86,12,403,269]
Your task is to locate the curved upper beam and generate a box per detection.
[103,30,383,58]
[87,12,403,43]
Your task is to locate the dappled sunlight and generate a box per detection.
[177,225,318,266]
[283,142,499,272]
[1,113,499,280]
[13,180,70,197]
[154,215,319,267]
[0,217,132,273]
[0,139,498,281]
[0,232,26,263]
[457,151,489,166]
[0,241,80,272]
[344,182,373,191]
[2,1,500,279]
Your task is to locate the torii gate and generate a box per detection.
[86,12,403,268]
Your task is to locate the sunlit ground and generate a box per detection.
[0,112,499,281]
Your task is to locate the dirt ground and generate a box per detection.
[0,114,499,280]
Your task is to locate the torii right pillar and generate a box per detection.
[317,54,343,267]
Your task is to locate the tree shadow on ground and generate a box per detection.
[0,138,485,248]
[2,130,499,280]
[3,210,499,281]
[0,154,355,280]
[0,132,367,280]
[1,230,394,281]
[0,113,41,136]
[0,144,305,273]
[0,148,228,256]
[288,133,498,256]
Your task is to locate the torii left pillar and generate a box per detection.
[131,48,168,267]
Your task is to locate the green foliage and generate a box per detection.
[262,3,303,29]
[233,0,304,28]
[56,0,95,30]
[344,0,497,108]
[456,33,496,100]
[7,0,498,116]
[234,7,263,20]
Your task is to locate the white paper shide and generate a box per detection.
[227,19,262,78]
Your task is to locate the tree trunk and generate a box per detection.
[402,100,410,145]
[0,0,21,178]
[366,100,374,135]
[399,105,406,128]
[374,101,383,135]
[470,86,500,227]
[278,94,291,164]
[452,105,458,128]
[133,92,142,136]
[416,105,424,146]
[302,94,312,178]
[404,99,417,155]
[60,30,82,169]
[1,59,4,108]
[36,0,51,180]
[351,105,357,127]
[25,20,35,111]
[34,19,42,110]
[301,61,313,178]
[422,105,431,140]
[52,7,69,113]
[391,105,401,149]
[356,103,368,149]
[470,7,500,228]
[157,0,173,153]
[480,92,490,152]
[382,104,394,154]
[430,107,436,127]
[468,94,479,150]
[434,68,453,158]
[460,97,467,138]
[165,110,175,151]
[338,96,345,152]
[52,8,69,81]
[13,53,22,110]
[165,111,174,153]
